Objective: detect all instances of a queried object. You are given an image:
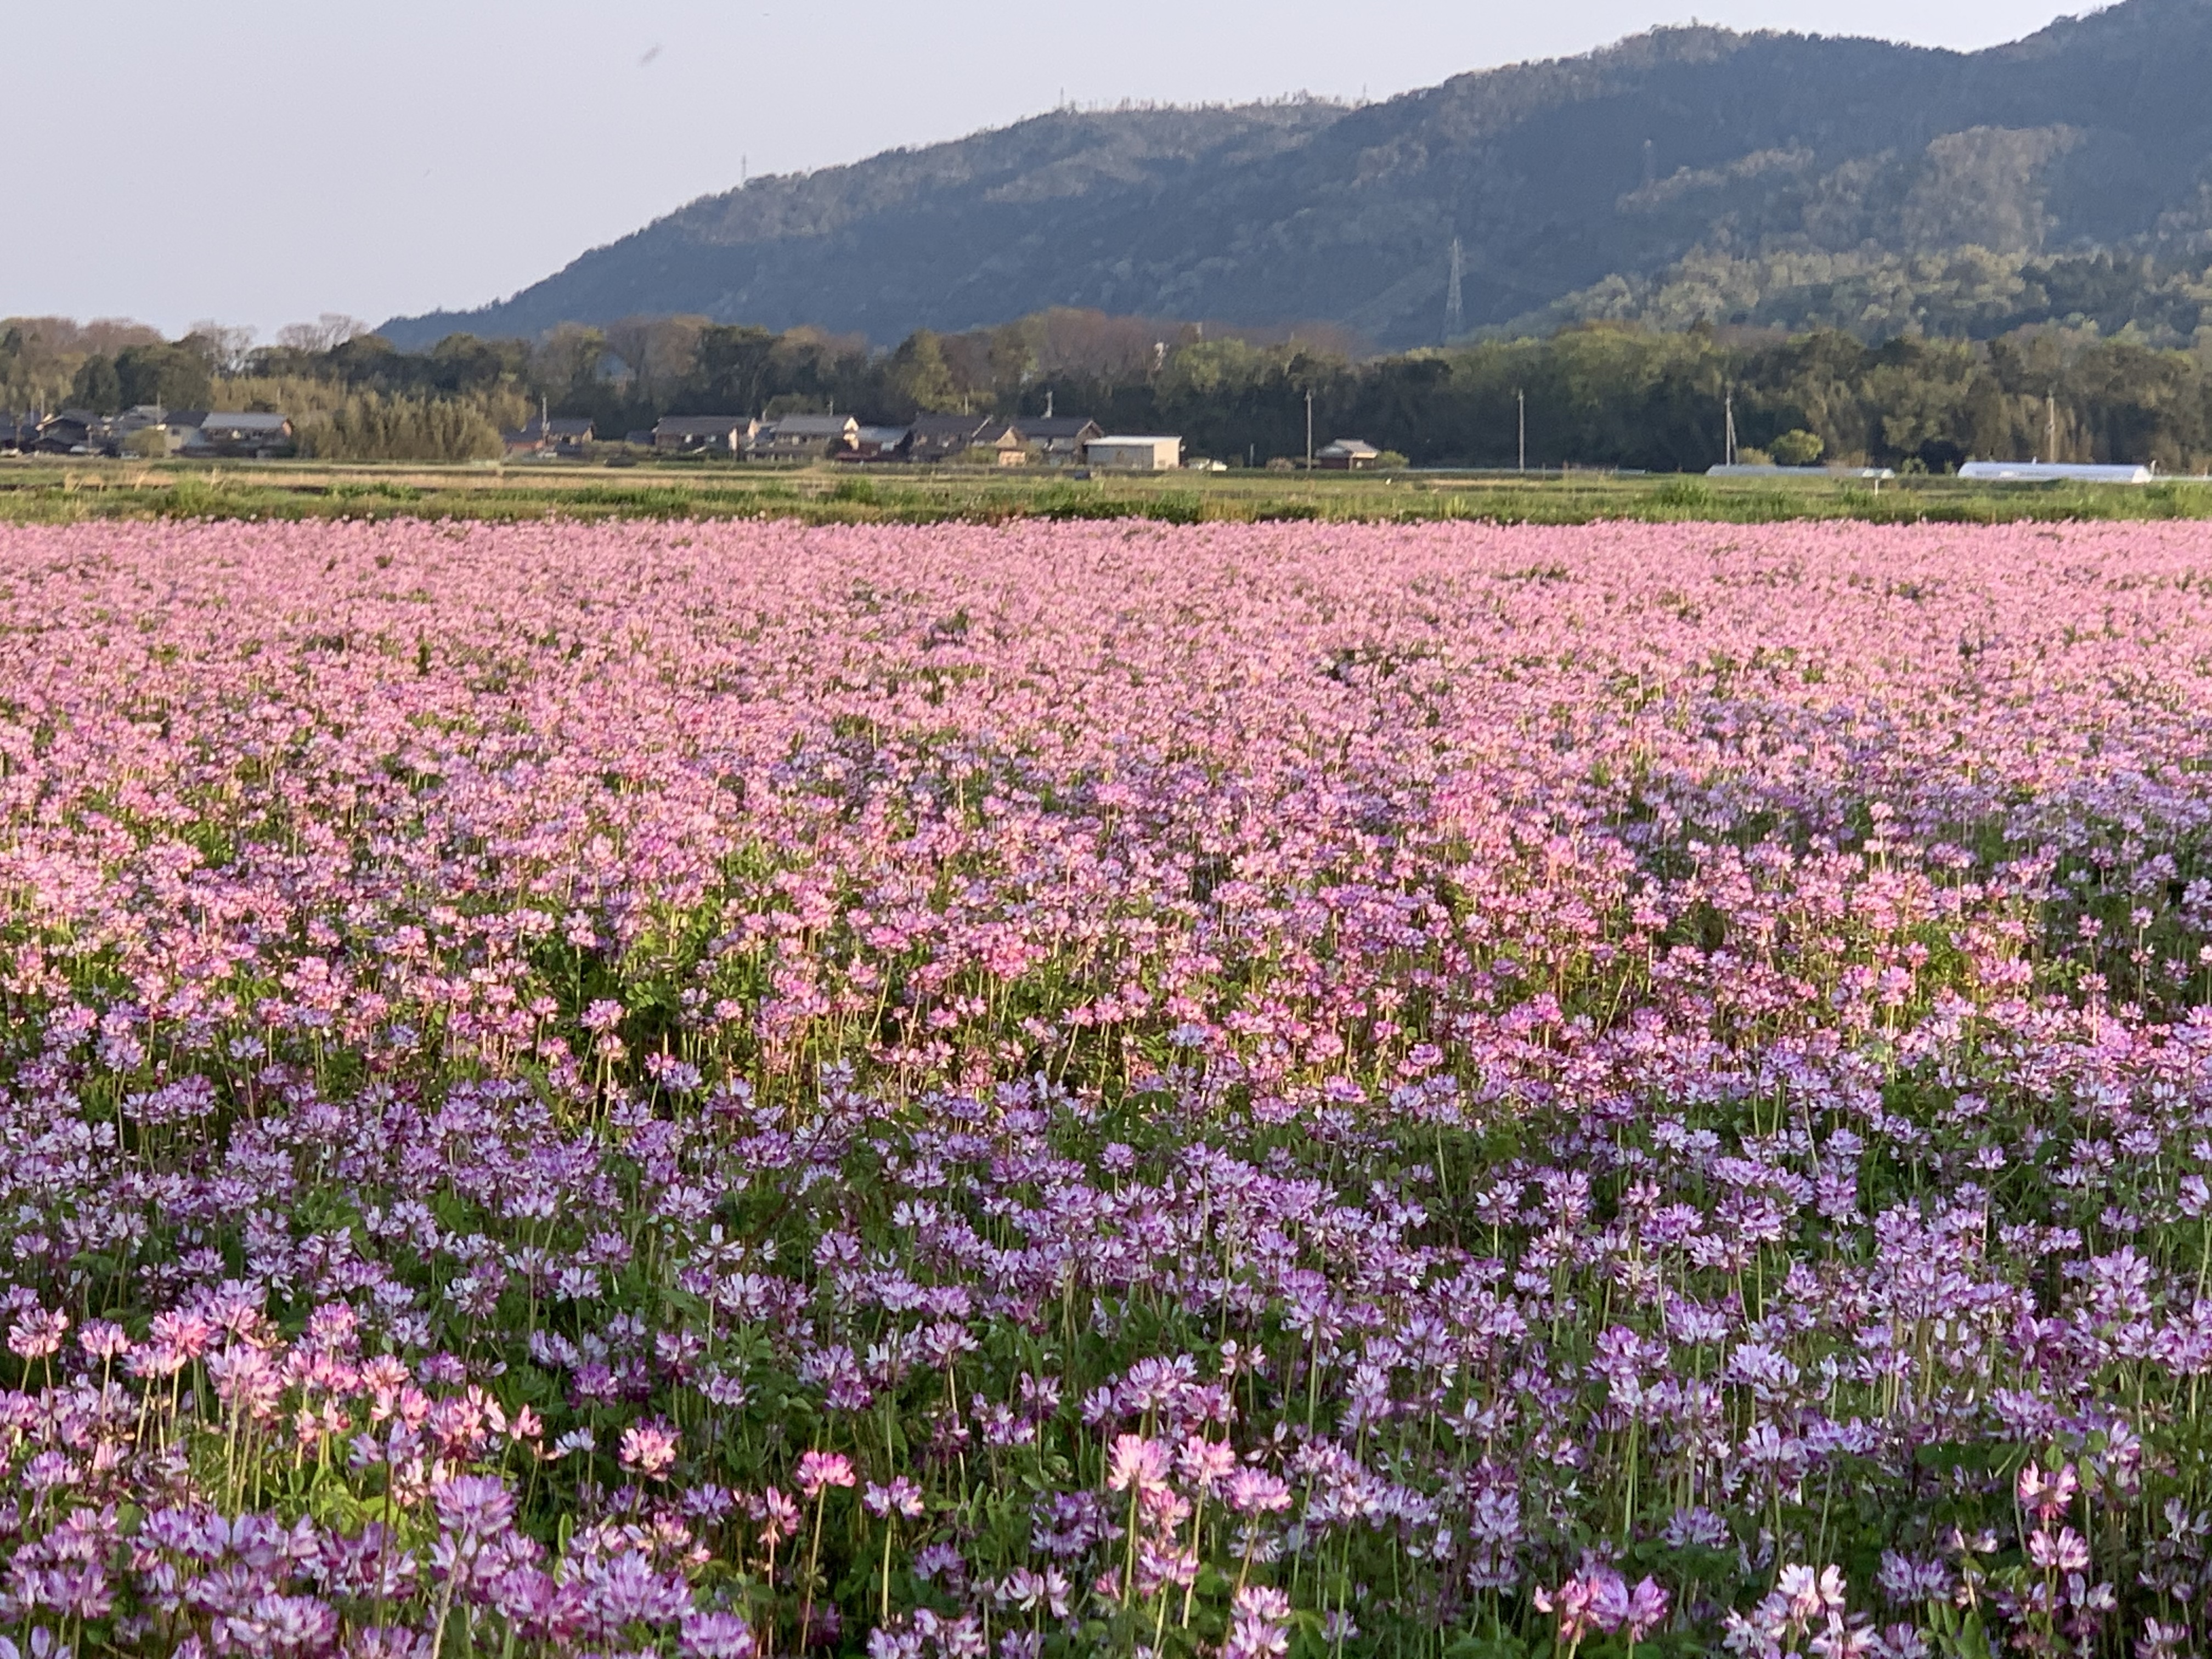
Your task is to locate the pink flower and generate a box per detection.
[8,1308,67,1362]
[794,1449,856,1498]
[1534,1575,1601,1644]
[618,1419,681,1480]
[681,1611,759,1658]
[864,1476,926,1519]
[1106,1434,1171,1496]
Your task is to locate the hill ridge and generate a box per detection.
[382,0,2212,351]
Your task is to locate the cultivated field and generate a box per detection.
[3,516,2212,1658]
[4,455,2212,527]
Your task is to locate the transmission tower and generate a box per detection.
[1444,238,1465,342]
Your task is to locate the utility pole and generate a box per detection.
[1517,388,1526,473]
[1723,389,1737,466]
[1444,237,1465,342]
[1305,388,1314,471]
[2046,389,2057,462]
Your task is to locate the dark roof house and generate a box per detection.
[1314,438,1383,470]
[653,415,758,454]
[903,414,995,464]
[749,414,859,460]
[32,413,97,454]
[838,425,911,461]
[1009,415,1103,464]
[187,412,295,458]
[503,416,594,456]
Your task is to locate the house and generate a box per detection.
[749,414,859,462]
[503,416,594,458]
[30,412,97,454]
[1009,415,1103,466]
[903,414,995,464]
[652,415,758,456]
[1086,435,1183,472]
[1958,461,2154,484]
[1314,438,1383,471]
[111,405,177,456]
[836,425,911,462]
[187,412,295,459]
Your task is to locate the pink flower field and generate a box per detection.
[4,515,2212,1659]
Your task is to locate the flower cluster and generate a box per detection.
[0,516,2207,1657]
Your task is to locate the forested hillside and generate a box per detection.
[383,0,2212,349]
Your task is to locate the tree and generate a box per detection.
[533,325,609,403]
[291,392,503,462]
[690,325,778,415]
[326,335,402,387]
[1770,428,1824,465]
[276,314,370,354]
[426,335,530,397]
[115,343,213,411]
[187,322,257,376]
[70,354,122,413]
[885,331,961,415]
[604,315,704,405]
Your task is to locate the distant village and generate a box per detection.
[477,407,1385,472]
[0,407,295,459]
[0,402,1397,473]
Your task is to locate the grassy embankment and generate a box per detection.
[3,455,2210,525]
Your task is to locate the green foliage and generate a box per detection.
[70,352,122,413]
[883,330,961,414]
[16,290,2212,478]
[291,392,503,462]
[114,340,213,411]
[690,324,779,416]
[1519,246,2212,347]
[1770,428,1824,465]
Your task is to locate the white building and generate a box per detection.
[1707,464,1895,479]
[1959,461,2154,484]
[1086,435,1183,472]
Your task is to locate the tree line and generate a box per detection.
[9,306,2212,471]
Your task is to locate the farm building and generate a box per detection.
[1707,464,1895,478]
[1086,435,1183,472]
[976,422,1032,466]
[1958,461,2154,483]
[1315,438,1383,471]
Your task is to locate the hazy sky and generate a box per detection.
[7,0,2093,338]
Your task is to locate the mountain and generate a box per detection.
[382,0,2212,352]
